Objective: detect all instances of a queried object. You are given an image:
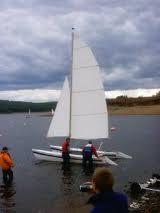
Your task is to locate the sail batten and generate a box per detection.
[72,113,108,116]
[73,89,104,93]
[74,45,89,50]
[73,65,99,70]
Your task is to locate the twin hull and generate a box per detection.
[50,145,132,159]
[32,145,132,166]
[32,149,104,165]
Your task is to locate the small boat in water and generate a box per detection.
[26,109,31,118]
[110,126,116,131]
[51,109,54,116]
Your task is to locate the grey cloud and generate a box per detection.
[0,0,159,91]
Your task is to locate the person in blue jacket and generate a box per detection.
[87,167,128,213]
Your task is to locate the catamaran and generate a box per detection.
[32,30,132,166]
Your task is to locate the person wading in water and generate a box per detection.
[62,138,70,164]
[0,147,14,185]
[82,141,99,168]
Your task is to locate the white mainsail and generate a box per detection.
[71,35,108,139]
[47,77,70,137]
[47,33,108,140]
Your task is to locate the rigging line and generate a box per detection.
[72,88,104,93]
[72,112,107,117]
[73,65,99,70]
[98,141,104,151]
[69,28,74,137]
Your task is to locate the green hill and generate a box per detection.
[0,100,57,113]
[0,92,159,113]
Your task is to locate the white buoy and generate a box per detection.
[110,126,116,131]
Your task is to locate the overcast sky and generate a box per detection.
[0,0,159,101]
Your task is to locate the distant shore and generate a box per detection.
[108,105,160,115]
[0,105,160,115]
[0,95,160,114]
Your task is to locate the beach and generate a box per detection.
[108,105,160,115]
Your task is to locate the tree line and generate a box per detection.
[0,92,159,113]
[107,92,160,107]
[0,100,57,113]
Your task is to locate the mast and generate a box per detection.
[69,28,74,138]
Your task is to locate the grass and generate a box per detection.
[108,105,160,115]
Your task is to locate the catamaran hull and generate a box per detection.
[49,145,132,160]
[32,149,117,165]
[32,149,63,162]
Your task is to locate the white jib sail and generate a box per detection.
[71,35,108,139]
[47,77,70,137]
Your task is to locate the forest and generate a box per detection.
[0,100,56,113]
[107,92,160,106]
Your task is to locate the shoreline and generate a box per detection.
[108,105,160,115]
[0,105,160,115]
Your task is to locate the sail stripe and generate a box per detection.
[73,65,99,70]
[72,89,104,93]
[74,45,89,50]
[72,112,108,116]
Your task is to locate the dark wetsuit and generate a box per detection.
[2,169,13,185]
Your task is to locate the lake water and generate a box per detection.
[0,114,159,212]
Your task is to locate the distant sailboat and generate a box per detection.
[32,30,132,165]
[51,108,54,116]
[26,109,31,118]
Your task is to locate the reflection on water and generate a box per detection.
[61,164,73,193]
[0,182,16,212]
[82,165,95,177]
[60,164,92,213]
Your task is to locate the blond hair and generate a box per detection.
[92,167,114,192]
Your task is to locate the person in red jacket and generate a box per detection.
[62,138,70,164]
[82,141,98,168]
[0,147,14,185]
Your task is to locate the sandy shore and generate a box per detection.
[108,105,160,115]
